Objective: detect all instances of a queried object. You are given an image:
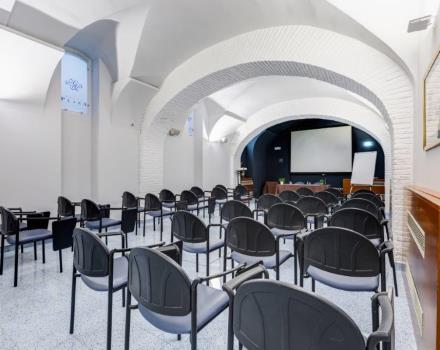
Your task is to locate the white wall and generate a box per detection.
[413,10,440,191]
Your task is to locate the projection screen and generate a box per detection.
[290,126,352,172]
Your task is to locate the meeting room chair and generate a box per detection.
[340,198,381,218]
[210,186,228,213]
[325,187,344,201]
[122,191,143,235]
[298,227,393,295]
[296,187,314,196]
[228,279,394,350]
[180,190,204,215]
[352,189,377,196]
[220,200,253,232]
[190,186,209,216]
[81,199,122,233]
[52,217,77,273]
[0,207,52,287]
[353,192,385,209]
[295,196,328,229]
[171,211,224,275]
[278,189,301,203]
[159,189,178,210]
[329,208,398,296]
[254,193,282,223]
[57,196,80,219]
[70,227,158,350]
[314,190,339,213]
[266,203,307,284]
[143,193,172,240]
[223,217,292,280]
[233,184,253,206]
[124,245,261,350]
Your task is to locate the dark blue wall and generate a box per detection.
[241,119,385,195]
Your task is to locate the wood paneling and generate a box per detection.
[342,178,385,195]
[407,186,440,350]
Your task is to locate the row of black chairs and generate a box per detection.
[70,228,394,350]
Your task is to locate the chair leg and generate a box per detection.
[153,217,156,231]
[143,213,146,237]
[42,240,46,264]
[239,342,243,350]
[69,267,78,334]
[0,235,4,275]
[107,289,113,350]
[196,254,199,273]
[160,216,163,241]
[227,299,234,350]
[124,290,132,350]
[21,244,24,253]
[389,253,399,297]
[122,287,126,307]
[14,241,19,287]
[206,251,210,285]
[34,241,37,260]
[177,334,181,341]
[311,278,315,292]
[190,330,197,350]
[59,250,63,273]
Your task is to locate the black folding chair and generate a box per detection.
[58,196,80,219]
[278,190,300,203]
[266,203,307,284]
[160,189,178,211]
[326,187,344,201]
[171,210,223,276]
[124,245,263,350]
[315,190,339,213]
[81,199,121,233]
[228,279,395,350]
[122,191,144,235]
[329,208,398,296]
[295,196,328,229]
[224,217,292,280]
[220,200,252,232]
[233,184,252,206]
[253,194,282,224]
[142,193,172,240]
[296,187,314,196]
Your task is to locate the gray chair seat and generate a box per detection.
[138,283,228,334]
[231,250,291,269]
[85,218,121,230]
[81,256,128,292]
[307,265,379,292]
[19,222,28,230]
[241,195,251,200]
[137,207,145,213]
[182,236,224,253]
[370,238,381,247]
[187,204,198,210]
[6,229,52,245]
[270,228,299,238]
[216,199,227,204]
[146,209,171,217]
[162,202,175,208]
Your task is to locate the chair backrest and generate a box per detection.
[144,193,161,211]
[295,196,327,216]
[25,211,50,230]
[296,187,314,196]
[267,203,306,231]
[329,208,382,241]
[58,196,75,217]
[128,246,192,316]
[256,194,282,211]
[352,193,385,208]
[52,217,77,251]
[314,191,339,206]
[215,184,227,192]
[190,186,204,198]
[72,227,110,277]
[121,208,137,234]
[0,207,19,235]
[221,200,252,222]
[81,199,101,221]
[326,187,343,200]
[304,227,380,278]
[353,189,376,196]
[122,191,138,208]
[159,189,175,202]
[234,184,248,196]
[226,217,275,257]
[180,190,198,206]
[278,190,300,203]
[211,186,228,200]
[234,280,366,350]
[340,198,380,218]
[171,210,207,243]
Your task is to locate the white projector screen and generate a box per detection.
[290,126,352,172]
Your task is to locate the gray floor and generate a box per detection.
[0,210,417,350]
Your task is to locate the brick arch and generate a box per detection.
[140,25,413,260]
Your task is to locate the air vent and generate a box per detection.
[407,211,426,258]
[406,264,423,335]
[407,15,433,33]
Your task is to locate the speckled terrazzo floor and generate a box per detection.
[0,208,417,350]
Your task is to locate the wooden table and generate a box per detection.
[275,183,330,194]
[263,181,278,194]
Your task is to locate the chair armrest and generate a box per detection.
[97,231,125,238]
[366,289,394,350]
[380,219,389,226]
[110,247,132,256]
[22,216,59,221]
[222,263,268,297]
[193,264,247,285]
[379,240,393,257]
[207,223,225,233]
